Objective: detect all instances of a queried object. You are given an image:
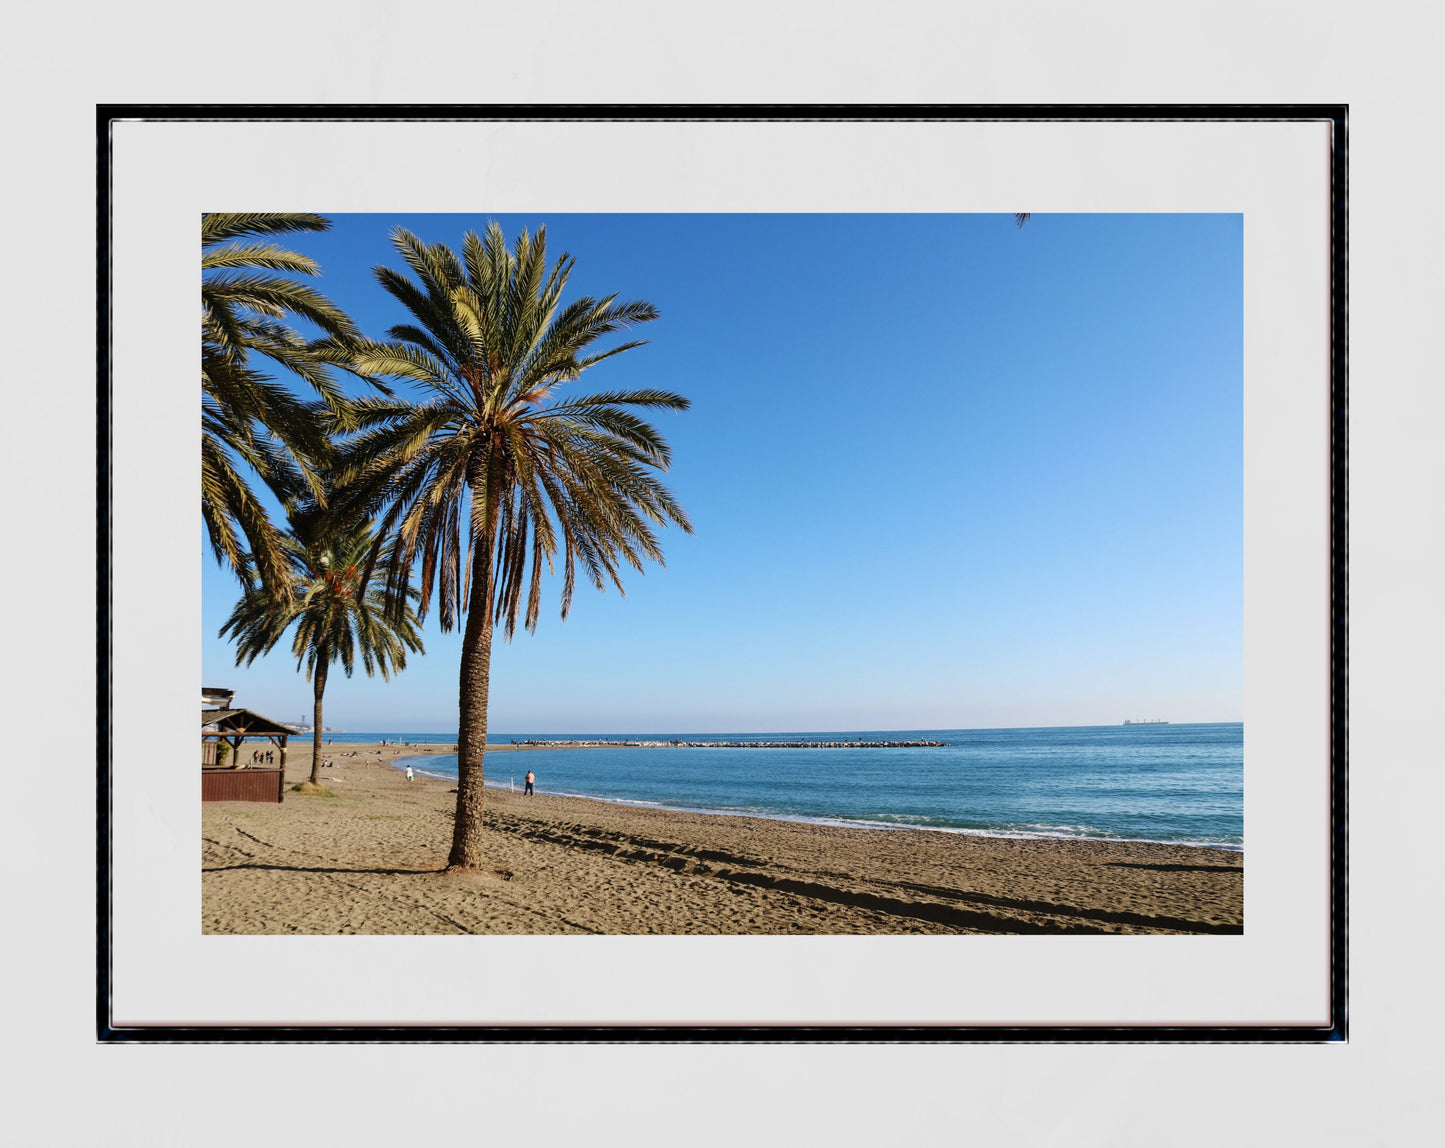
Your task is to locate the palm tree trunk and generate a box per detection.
[448,550,494,871]
[310,661,328,787]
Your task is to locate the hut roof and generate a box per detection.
[201,708,293,737]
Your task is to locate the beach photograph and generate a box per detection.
[200,210,1244,938]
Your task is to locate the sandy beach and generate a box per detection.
[201,741,1243,935]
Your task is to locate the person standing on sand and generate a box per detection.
[405,764,414,782]
[524,769,535,796]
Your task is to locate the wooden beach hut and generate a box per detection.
[202,694,292,803]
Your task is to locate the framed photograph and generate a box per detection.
[99,106,1344,1039]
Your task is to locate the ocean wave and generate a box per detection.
[392,733,1243,850]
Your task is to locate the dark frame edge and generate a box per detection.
[1328,107,1349,1044]
[97,105,114,1043]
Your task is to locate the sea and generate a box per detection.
[333,723,1243,850]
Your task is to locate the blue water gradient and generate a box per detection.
[371,723,1242,849]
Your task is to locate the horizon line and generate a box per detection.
[324,719,1244,736]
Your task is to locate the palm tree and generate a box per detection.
[202,212,363,601]
[220,515,425,786]
[337,222,691,870]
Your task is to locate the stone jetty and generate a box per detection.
[507,738,949,749]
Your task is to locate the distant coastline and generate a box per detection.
[330,721,1240,743]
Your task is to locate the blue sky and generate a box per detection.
[202,213,1242,733]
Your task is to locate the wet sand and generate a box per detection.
[201,741,1243,935]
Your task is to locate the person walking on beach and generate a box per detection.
[524,770,535,796]
[405,764,414,782]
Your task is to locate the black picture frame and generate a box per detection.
[97,104,1346,1043]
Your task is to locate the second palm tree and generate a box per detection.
[221,515,425,788]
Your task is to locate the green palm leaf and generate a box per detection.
[201,212,371,603]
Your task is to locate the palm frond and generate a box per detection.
[201,211,367,602]
[202,212,333,245]
[342,223,691,758]
[201,242,322,274]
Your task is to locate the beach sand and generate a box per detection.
[201,742,1243,935]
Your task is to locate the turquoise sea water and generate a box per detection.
[362,723,1243,849]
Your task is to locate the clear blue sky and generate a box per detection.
[202,213,1242,734]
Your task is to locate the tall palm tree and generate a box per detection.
[337,223,691,870]
[202,212,363,601]
[220,515,425,786]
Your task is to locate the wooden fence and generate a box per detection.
[201,768,284,803]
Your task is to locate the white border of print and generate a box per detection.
[109,115,1329,1027]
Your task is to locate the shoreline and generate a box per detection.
[394,751,1244,854]
[203,741,1244,935]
